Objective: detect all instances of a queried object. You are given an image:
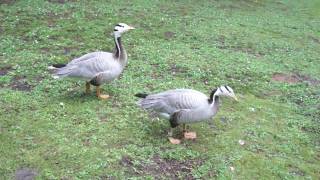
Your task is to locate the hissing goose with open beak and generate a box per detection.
[48,23,135,99]
[135,86,238,144]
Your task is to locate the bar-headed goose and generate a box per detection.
[135,86,238,144]
[48,23,135,99]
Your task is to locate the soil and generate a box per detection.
[9,76,32,91]
[0,66,12,76]
[288,165,305,176]
[272,73,320,85]
[15,168,37,180]
[120,154,204,178]
[309,36,320,44]
[47,0,67,4]
[170,64,188,75]
[164,31,175,40]
[0,0,15,5]
[63,47,79,55]
[216,35,264,58]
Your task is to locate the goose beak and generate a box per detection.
[128,26,135,30]
[232,95,239,101]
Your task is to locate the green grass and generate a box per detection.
[1,0,319,179]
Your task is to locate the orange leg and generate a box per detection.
[184,131,197,140]
[168,128,181,144]
[96,86,110,100]
[85,82,91,94]
[182,124,197,139]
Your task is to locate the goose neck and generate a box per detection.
[208,88,217,104]
[113,35,128,67]
[209,95,220,105]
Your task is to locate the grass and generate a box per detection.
[0,0,319,179]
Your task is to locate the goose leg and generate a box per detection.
[85,82,91,94]
[96,86,110,100]
[183,125,197,140]
[183,124,187,132]
[168,128,181,144]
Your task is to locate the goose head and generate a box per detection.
[214,85,238,101]
[114,23,135,37]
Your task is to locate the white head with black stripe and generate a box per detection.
[113,23,135,37]
[214,85,238,101]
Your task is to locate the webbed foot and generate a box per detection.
[98,94,110,100]
[184,132,197,140]
[168,137,181,144]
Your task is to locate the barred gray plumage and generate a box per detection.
[48,23,135,99]
[135,86,238,144]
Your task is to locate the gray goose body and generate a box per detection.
[135,86,237,144]
[49,23,134,99]
[53,51,126,83]
[137,89,220,125]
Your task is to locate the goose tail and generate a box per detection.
[134,93,148,98]
[48,63,67,70]
[48,64,69,79]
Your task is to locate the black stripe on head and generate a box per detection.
[114,28,118,31]
[224,86,231,93]
[116,24,124,28]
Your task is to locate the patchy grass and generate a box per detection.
[0,0,319,179]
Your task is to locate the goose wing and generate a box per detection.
[138,89,209,114]
[67,51,114,65]
[54,52,117,80]
[170,107,213,124]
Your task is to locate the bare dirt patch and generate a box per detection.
[149,63,165,80]
[63,47,79,55]
[15,168,37,180]
[272,73,299,83]
[120,155,134,167]
[309,35,320,44]
[46,10,74,27]
[10,76,32,91]
[120,154,204,178]
[99,175,116,180]
[217,44,265,58]
[164,31,175,40]
[217,0,265,11]
[0,0,15,5]
[216,35,264,58]
[170,63,188,76]
[47,0,67,4]
[272,73,320,85]
[0,66,12,76]
[99,114,108,123]
[258,90,282,98]
[40,47,51,54]
[275,1,288,11]
[288,165,305,176]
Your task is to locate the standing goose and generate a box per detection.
[135,86,238,144]
[48,23,135,99]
